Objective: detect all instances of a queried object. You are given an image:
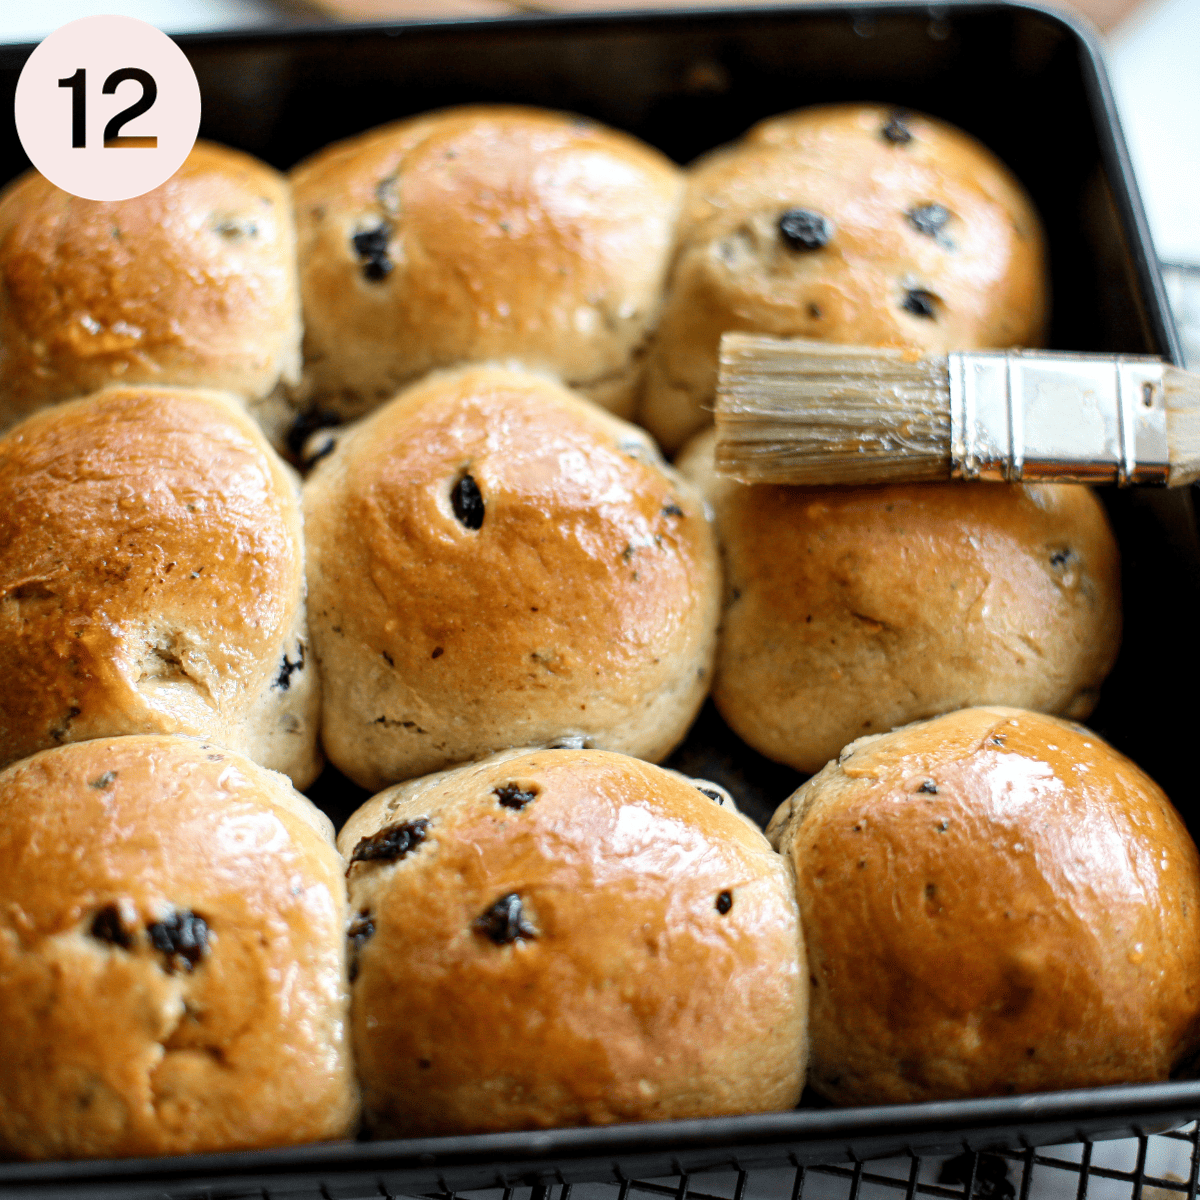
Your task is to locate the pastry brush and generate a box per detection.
[714,333,1200,487]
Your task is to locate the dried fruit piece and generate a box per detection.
[348,911,375,950]
[275,643,305,690]
[451,474,484,530]
[347,910,375,983]
[147,910,210,973]
[302,431,338,471]
[902,289,937,318]
[89,904,132,948]
[352,225,394,282]
[494,783,538,810]
[350,819,430,869]
[286,408,341,461]
[214,217,258,240]
[882,111,913,144]
[778,209,833,251]
[474,893,537,945]
[907,203,950,239]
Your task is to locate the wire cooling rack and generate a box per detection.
[412,1128,1200,1200]
[29,1125,1194,1200]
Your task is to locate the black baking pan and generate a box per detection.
[1,3,1198,1196]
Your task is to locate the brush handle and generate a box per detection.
[948,349,1168,485]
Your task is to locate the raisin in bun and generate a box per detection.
[0,142,301,445]
[678,429,1119,775]
[304,365,719,791]
[0,385,321,787]
[0,735,357,1160]
[290,105,683,422]
[641,103,1048,452]
[338,746,806,1135]
[767,707,1200,1104]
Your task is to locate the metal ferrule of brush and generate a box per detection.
[947,349,1170,485]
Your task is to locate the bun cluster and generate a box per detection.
[0,100,1184,1167]
[0,102,1047,457]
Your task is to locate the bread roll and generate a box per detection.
[290,105,683,421]
[0,385,321,787]
[339,747,807,1135]
[0,735,356,1159]
[679,429,1120,774]
[0,142,301,445]
[767,707,1200,1104]
[642,103,1048,452]
[304,365,719,791]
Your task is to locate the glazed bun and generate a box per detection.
[0,386,321,787]
[0,735,357,1160]
[642,104,1048,452]
[339,747,807,1135]
[767,707,1200,1104]
[0,142,301,444]
[304,365,719,791]
[679,429,1120,775]
[290,105,683,421]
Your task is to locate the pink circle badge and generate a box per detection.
[14,15,201,202]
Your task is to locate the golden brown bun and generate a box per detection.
[0,386,321,787]
[679,429,1120,774]
[338,747,807,1135]
[304,366,719,791]
[642,104,1049,452]
[0,735,357,1160]
[290,106,683,421]
[0,142,301,444]
[766,707,1200,1105]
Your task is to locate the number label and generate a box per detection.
[16,15,201,201]
[57,68,85,147]
[57,67,159,149]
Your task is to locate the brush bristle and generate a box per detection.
[715,334,953,485]
[1166,365,1200,486]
